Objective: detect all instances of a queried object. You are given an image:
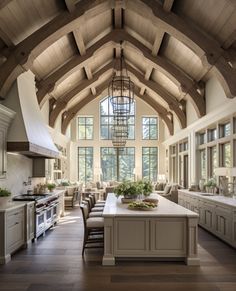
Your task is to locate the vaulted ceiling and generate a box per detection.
[0,0,235,135]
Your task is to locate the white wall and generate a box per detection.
[163,76,236,185]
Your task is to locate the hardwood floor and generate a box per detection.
[0,205,236,291]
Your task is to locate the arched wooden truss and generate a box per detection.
[0,0,235,135]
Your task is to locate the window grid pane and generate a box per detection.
[101,147,135,181]
[142,117,158,140]
[142,147,158,181]
[100,97,135,140]
[78,117,94,140]
[78,147,93,183]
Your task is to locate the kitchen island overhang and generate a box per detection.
[102,193,200,266]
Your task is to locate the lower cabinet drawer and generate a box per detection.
[6,208,25,254]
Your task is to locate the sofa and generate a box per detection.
[153,183,179,203]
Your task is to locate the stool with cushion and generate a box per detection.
[80,203,104,255]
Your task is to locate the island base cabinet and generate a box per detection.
[103,216,199,266]
[150,218,186,256]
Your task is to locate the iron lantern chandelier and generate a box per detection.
[108,46,134,115]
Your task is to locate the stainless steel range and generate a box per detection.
[13,194,59,238]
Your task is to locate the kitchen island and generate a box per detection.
[102,193,199,266]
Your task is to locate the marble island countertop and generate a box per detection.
[103,193,198,218]
[179,190,236,208]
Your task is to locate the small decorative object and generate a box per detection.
[142,198,159,206]
[204,178,217,193]
[47,183,56,192]
[128,201,157,211]
[199,179,205,192]
[0,188,11,197]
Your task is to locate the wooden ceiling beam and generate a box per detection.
[0,0,111,98]
[36,30,119,106]
[126,63,186,128]
[127,0,236,98]
[61,81,109,134]
[134,87,173,135]
[49,62,113,127]
[37,28,204,117]
[123,33,205,117]
[0,0,13,10]
[61,80,174,135]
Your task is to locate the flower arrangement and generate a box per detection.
[0,187,11,197]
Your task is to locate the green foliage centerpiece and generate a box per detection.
[114,180,153,203]
[0,187,11,197]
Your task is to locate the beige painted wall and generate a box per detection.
[69,94,166,181]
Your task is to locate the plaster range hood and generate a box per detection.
[2,71,59,158]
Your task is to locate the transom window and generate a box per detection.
[101,147,135,181]
[100,97,135,140]
[142,117,158,140]
[78,117,93,140]
[78,147,93,183]
[142,147,158,181]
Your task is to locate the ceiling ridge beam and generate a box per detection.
[49,61,113,127]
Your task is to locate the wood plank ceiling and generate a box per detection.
[0,0,235,135]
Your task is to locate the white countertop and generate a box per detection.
[0,189,65,212]
[103,193,198,218]
[0,200,30,212]
[179,190,236,208]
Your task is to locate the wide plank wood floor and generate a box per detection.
[0,205,236,291]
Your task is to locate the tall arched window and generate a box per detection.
[100,96,135,140]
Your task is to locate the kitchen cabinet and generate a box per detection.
[178,190,236,248]
[0,204,25,264]
[0,105,15,179]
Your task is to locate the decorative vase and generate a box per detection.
[0,197,11,207]
[199,179,205,192]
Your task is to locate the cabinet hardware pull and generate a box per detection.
[15,222,19,225]
[14,212,19,215]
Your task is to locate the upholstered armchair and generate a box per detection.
[64,186,80,208]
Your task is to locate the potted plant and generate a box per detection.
[204,178,217,193]
[137,180,153,197]
[114,181,139,202]
[47,183,56,192]
[0,188,11,197]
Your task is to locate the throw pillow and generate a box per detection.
[163,184,172,195]
[155,183,164,191]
